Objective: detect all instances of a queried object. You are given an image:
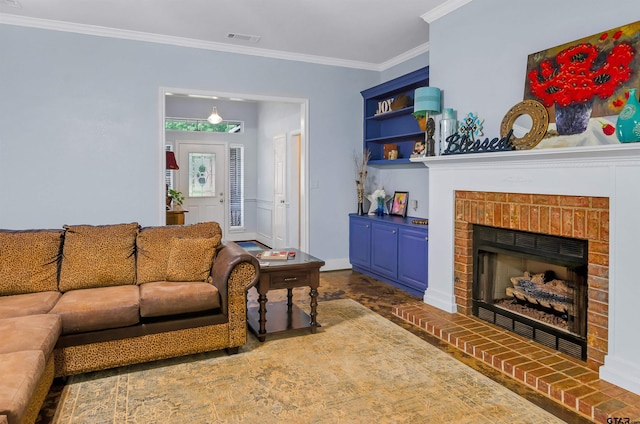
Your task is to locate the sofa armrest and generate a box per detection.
[211,241,260,316]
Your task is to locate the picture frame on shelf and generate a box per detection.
[411,139,426,158]
[390,191,409,217]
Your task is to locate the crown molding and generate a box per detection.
[0,13,397,71]
[377,42,430,71]
[420,0,472,24]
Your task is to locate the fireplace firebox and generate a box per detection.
[472,225,588,360]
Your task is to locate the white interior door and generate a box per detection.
[273,134,287,249]
[289,132,301,249]
[176,142,226,227]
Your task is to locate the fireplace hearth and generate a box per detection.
[472,225,588,360]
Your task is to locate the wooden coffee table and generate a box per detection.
[247,248,325,342]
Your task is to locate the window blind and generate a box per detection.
[229,145,244,228]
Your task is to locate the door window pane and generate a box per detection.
[189,153,216,197]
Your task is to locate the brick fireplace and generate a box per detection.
[453,190,609,370]
[412,144,640,397]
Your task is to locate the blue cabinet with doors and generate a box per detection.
[348,216,372,268]
[349,214,428,296]
[371,220,399,279]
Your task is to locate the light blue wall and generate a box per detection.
[429,0,640,137]
[0,24,382,262]
[381,53,429,82]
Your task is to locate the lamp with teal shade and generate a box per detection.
[414,87,441,156]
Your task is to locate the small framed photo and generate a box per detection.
[411,139,426,158]
[390,191,409,217]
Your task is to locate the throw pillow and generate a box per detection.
[136,222,222,283]
[0,229,63,295]
[58,222,138,292]
[165,237,217,282]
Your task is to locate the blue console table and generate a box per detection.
[349,214,428,297]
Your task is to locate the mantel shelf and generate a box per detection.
[409,143,640,168]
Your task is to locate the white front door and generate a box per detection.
[273,134,287,249]
[176,142,226,227]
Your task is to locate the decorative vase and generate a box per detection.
[555,101,592,135]
[439,108,457,155]
[376,197,384,216]
[357,188,365,215]
[616,88,640,143]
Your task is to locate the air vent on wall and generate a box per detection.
[226,33,261,43]
[1,0,22,7]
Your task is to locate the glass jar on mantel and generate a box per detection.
[617,88,640,143]
[376,197,385,216]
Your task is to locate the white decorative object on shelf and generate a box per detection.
[459,112,484,141]
[366,190,391,215]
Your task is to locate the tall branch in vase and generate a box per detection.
[354,149,370,215]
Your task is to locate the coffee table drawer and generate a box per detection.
[270,271,311,289]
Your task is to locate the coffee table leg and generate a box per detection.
[258,292,267,342]
[287,288,293,312]
[309,288,318,333]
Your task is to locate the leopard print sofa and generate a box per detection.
[0,222,259,424]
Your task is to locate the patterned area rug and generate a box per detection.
[52,299,564,423]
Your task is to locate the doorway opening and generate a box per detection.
[160,88,309,252]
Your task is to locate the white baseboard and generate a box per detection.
[600,355,640,396]
[225,232,257,242]
[320,257,352,272]
[255,234,273,248]
[423,288,457,313]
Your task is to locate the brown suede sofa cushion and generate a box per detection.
[0,314,61,359]
[139,281,221,318]
[49,285,140,334]
[0,229,63,296]
[58,223,138,292]
[0,350,45,424]
[136,222,222,284]
[0,292,61,319]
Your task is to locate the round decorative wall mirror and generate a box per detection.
[500,100,549,150]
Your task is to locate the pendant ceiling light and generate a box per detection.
[207,107,223,124]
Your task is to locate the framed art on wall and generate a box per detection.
[523,20,639,136]
[390,191,408,217]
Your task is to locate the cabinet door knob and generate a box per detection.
[392,230,396,234]
[366,224,369,228]
[425,237,429,241]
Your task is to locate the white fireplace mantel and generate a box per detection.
[411,143,640,167]
[413,143,640,396]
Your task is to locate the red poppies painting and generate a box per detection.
[524,21,640,135]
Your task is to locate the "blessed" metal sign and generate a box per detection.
[443,130,514,155]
